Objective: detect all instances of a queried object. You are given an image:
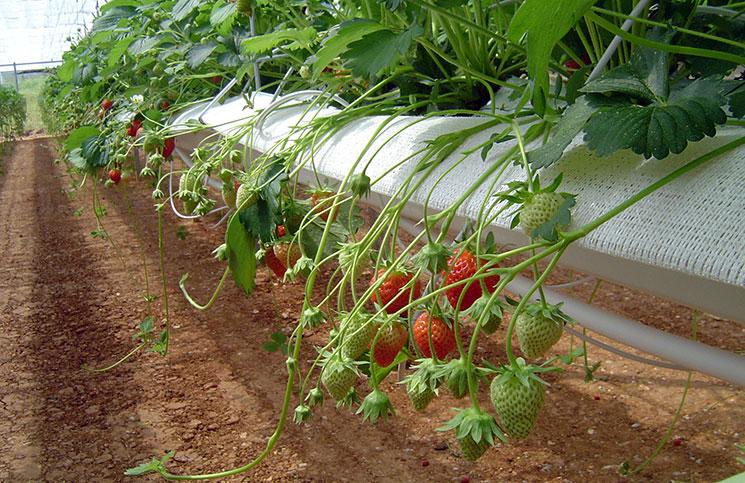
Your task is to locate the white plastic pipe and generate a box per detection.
[509,276,745,387]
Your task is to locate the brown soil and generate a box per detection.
[0,138,743,482]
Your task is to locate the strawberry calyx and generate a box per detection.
[437,406,506,454]
[356,388,394,424]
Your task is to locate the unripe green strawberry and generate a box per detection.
[520,192,565,237]
[515,304,564,359]
[237,0,252,15]
[321,360,356,401]
[408,386,435,412]
[222,182,236,209]
[179,171,200,214]
[235,183,256,211]
[490,372,545,439]
[340,314,376,361]
[458,434,490,461]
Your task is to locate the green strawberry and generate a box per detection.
[178,171,200,214]
[520,192,565,237]
[409,386,435,412]
[489,363,546,439]
[222,182,236,209]
[515,302,568,359]
[340,313,376,361]
[321,359,357,401]
[236,183,256,211]
[458,434,490,461]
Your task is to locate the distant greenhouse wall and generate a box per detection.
[0,0,103,71]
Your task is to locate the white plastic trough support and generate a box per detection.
[169,92,745,388]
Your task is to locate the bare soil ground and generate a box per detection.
[1,138,744,482]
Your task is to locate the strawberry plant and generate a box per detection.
[39,0,745,479]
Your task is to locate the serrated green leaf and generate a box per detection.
[188,43,217,68]
[92,6,136,31]
[172,0,201,21]
[226,214,257,295]
[527,96,596,168]
[241,27,316,55]
[210,1,236,26]
[108,37,134,68]
[343,24,422,78]
[507,0,597,116]
[129,36,160,56]
[309,19,386,77]
[729,86,745,119]
[584,78,727,160]
[65,126,100,152]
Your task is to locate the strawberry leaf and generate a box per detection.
[226,213,257,296]
[527,96,596,169]
[583,79,727,160]
[507,0,598,116]
[342,23,422,78]
[309,19,386,77]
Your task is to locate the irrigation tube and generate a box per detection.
[509,276,745,387]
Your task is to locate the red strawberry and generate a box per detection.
[413,312,455,359]
[565,53,591,71]
[101,98,113,111]
[276,224,286,237]
[160,100,170,111]
[371,269,422,315]
[162,138,175,158]
[273,242,301,269]
[372,323,407,367]
[127,119,142,137]
[311,190,336,222]
[444,250,500,311]
[211,75,222,85]
[264,248,287,278]
[108,169,121,185]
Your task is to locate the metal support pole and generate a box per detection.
[13,62,19,91]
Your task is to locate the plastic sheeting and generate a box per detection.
[0,0,100,71]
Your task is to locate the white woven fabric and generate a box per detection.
[173,93,745,322]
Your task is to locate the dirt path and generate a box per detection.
[0,138,743,482]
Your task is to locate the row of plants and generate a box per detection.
[0,83,26,165]
[42,0,744,479]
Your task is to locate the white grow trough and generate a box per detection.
[170,91,745,387]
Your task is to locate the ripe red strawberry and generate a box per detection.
[443,250,500,311]
[162,138,175,158]
[127,119,142,137]
[160,100,170,111]
[101,98,113,111]
[311,190,336,222]
[273,242,301,269]
[371,269,422,315]
[211,75,222,85]
[413,312,455,359]
[276,224,286,237]
[372,323,407,367]
[264,248,287,278]
[108,169,121,184]
[565,53,591,71]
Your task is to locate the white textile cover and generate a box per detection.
[172,93,745,323]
